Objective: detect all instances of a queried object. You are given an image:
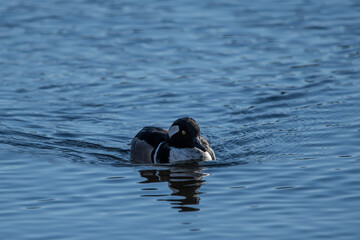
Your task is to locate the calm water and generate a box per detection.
[1,0,360,239]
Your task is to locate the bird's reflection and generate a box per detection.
[138,164,209,212]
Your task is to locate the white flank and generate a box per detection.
[203,151,212,161]
[169,147,213,163]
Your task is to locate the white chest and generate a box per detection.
[169,147,212,163]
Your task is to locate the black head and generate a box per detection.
[168,117,206,151]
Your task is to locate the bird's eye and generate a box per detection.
[182,130,186,135]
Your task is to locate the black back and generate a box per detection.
[135,127,168,149]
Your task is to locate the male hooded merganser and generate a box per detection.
[130,117,216,164]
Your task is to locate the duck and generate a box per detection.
[130,117,216,164]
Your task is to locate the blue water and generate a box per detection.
[1,0,360,239]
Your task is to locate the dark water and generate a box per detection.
[1,0,360,239]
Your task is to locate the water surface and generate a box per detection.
[1,0,360,239]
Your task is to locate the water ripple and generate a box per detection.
[1,0,360,239]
